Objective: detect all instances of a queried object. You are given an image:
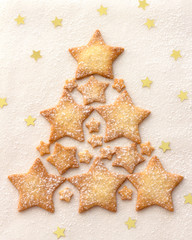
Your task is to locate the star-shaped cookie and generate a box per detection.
[68,157,126,213]
[140,141,154,156]
[86,118,100,133]
[96,90,150,143]
[47,143,79,175]
[78,150,93,164]
[64,78,78,92]
[128,156,183,211]
[77,76,109,105]
[118,186,133,200]
[113,143,145,173]
[69,30,124,79]
[8,158,65,213]
[40,90,93,142]
[36,141,50,156]
[87,135,103,148]
[112,78,125,92]
[59,187,73,202]
[100,146,114,160]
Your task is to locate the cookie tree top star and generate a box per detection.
[69,30,124,79]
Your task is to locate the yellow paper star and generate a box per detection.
[0,98,8,108]
[31,50,42,61]
[145,19,155,29]
[184,193,192,204]
[54,227,65,239]
[178,91,188,102]
[171,50,181,60]
[159,141,171,153]
[15,15,25,25]
[52,17,62,27]
[125,217,136,229]
[25,115,36,126]
[97,5,107,16]
[138,0,149,10]
[141,77,152,88]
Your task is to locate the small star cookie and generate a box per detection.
[100,146,114,160]
[113,143,145,173]
[118,186,133,200]
[64,78,78,92]
[96,90,150,143]
[112,78,125,92]
[47,143,79,175]
[140,141,154,156]
[67,157,126,213]
[69,30,124,79]
[8,158,65,212]
[78,150,93,164]
[128,156,183,211]
[36,141,50,156]
[59,188,73,202]
[88,135,103,148]
[77,76,109,105]
[40,90,93,143]
[86,118,100,133]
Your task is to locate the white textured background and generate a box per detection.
[0,0,192,239]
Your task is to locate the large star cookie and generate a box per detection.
[68,157,126,213]
[40,90,93,142]
[96,90,150,143]
[113,143,145,173]
[77,76,109,105]
[128,156,183,211]
[69,30,124,79]
[8,158,65,213]
[47,143,79,175]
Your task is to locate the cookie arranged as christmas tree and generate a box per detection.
[8,30,183,215]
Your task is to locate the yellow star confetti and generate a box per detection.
[15,14,25,25]
[159,141,171,153]
[138,0,149,10]
[0,98,8,108]
[145,19,155,29]
[171,50,181,61]
[31,50,42,61]
[52,17,62,27]
[178,91,188,102]
[54,227,65,239]
[141,77,152,88]
[184,193,192,205]
[25,115,36,126]
[97,5,107,16]
[125,217,136,229]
